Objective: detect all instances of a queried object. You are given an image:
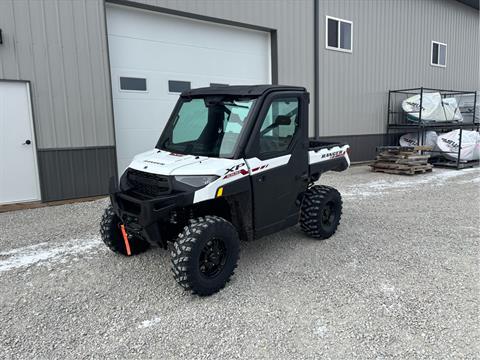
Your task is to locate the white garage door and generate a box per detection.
[106,5,271,173]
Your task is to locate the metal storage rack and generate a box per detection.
[386,87,479,169]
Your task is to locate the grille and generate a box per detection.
[126,169,171,197]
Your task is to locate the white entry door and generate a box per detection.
[0,81,41,204]
[106,4,271,173]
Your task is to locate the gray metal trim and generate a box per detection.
[103,0,120,179]
[0,78,33,83]
[37,146,117,202]
[270,30,278,85]
[313,0,319,139]
[37,145,115,152]
[106,0,275,32]
[455,0,479,10]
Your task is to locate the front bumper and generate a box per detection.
[109,177,194,246]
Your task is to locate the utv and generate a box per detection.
[101,85,350,296]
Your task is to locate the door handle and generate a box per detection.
[22,140,32,145]
[295,172,309,181]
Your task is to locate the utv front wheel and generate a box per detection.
[171,216,240,296]
[300,185,342,239]
[100,205,150,256]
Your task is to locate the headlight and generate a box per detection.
[174,175,219,187]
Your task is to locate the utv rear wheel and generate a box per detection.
[100,205,150,256]
[171,216,240,296]
[300,185,342,239]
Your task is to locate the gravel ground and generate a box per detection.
[0,165,479,359]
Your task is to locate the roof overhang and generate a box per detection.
[456,0,479,10]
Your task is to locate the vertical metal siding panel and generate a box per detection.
[43,0,70,148]
[27,0,54,149]
[318,0,479,137]
[0,0,113,149]
[74,0,96,148]
[88,0,116,147]
[57,0,80,148]
[0,1,18,78]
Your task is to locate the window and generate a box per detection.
[210,83,229,87]
[171,99,208,143]
[161,97,256,158]
[169,80,191,93]
[326,16,352,52]
[120,77,147,91]
[431,41,447,67]
[258,98,299,155]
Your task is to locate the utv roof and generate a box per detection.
[181,84,306,97]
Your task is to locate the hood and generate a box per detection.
[127,149,244,176]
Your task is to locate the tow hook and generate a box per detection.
[120,224,132,256]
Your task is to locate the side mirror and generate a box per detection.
[274,115,291,126]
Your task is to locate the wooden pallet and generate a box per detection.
[376,155,430,164]
[371,146,432,175]
[377,145,433,152]
[371,162,432,170]
[371,166,433,175]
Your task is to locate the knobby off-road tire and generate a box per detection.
[300,185,342,239]
[171,215,240,296]
[100,205,150,256]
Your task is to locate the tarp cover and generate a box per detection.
[399,131,438,148]
[436,130,480,161]
[402,92,463,122]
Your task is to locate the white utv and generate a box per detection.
[101,85,350,296]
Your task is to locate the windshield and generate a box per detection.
[158,97,256,158]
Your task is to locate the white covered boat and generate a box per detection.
[402,92,463,122]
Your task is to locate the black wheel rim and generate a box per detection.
[199,238,227,278]
[321,201,336,229]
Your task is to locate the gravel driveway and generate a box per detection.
[1,165,479,359]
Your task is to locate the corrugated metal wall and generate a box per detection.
[0,0,315,149]
[317,0,479,137]
[0,0,114,149]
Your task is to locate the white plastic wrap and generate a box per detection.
[436,130,480,161]
[402,92,463,122]
[399,131,438,148]
[456,91,480,122]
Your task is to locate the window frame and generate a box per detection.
[168,80,191,94]
[325,15,353,53]
[246,93,303,160]
[118,76,148,93]
[430,41,447,68]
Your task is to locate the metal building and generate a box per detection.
[0,0,478,204]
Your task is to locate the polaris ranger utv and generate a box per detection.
[101,85,350,296]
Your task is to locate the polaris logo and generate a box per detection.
[144,160,165,165]
[440,138,459,150]
[406,101,425,112]
[403,137,417,145]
